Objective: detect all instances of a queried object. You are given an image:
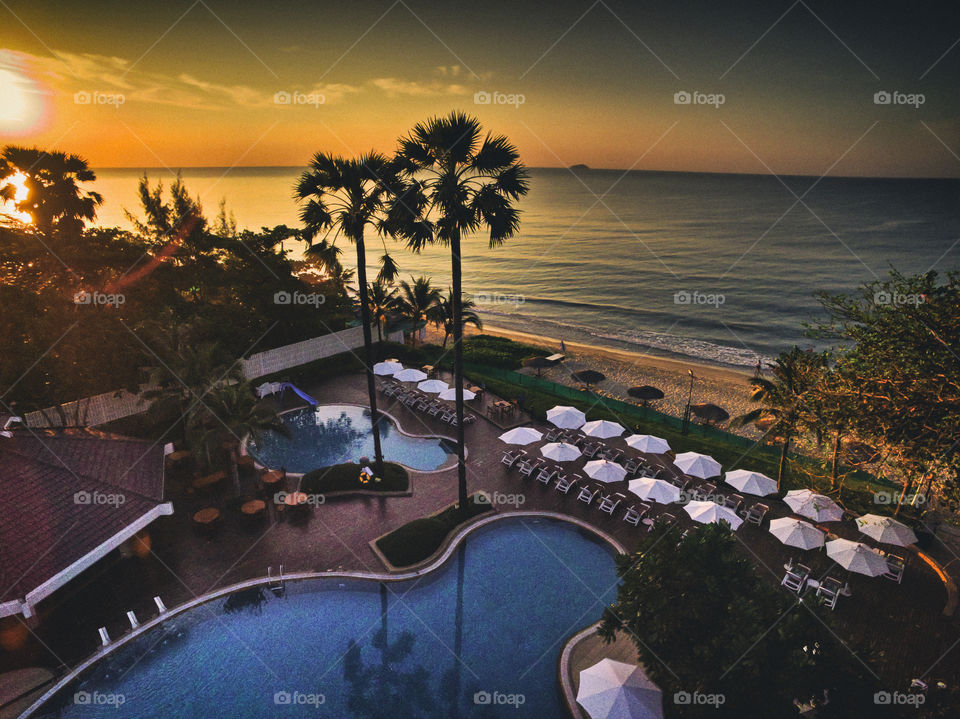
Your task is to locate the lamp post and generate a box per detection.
[681,370,695,435]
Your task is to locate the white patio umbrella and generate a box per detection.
[582,419,626,439]
[624,434,671,454]
[784,489,844,522]
[683,500,743,530]
[373,361,403,376]
[576,658,664,719]
[855,514,918,547]
[541,442,582,462]
[584,460,627,483]
[673,451,721,479]
[768,517,825,550]
[438,387,476,401]
[546,405,586,429]
[498,427,543,445]
[628,477,681,505]
[825,539,889,577]
[724,469,778,497]
[417,379,449,394]
[395,368,428,382]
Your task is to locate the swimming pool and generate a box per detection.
[34,518,619,718]
[246,404,456,474]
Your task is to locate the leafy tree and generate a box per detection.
[397,277,441,347]
[812,270,960,513]
[388,112,529,510]
[599,522,879,717]
[0,145,103,238]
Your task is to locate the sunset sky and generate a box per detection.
[2,0,959,177]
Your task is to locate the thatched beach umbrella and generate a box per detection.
[628,385,664,404]
[690,403,730,424]
[523,356,553,377]
[571,369,606,388]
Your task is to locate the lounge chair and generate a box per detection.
[602,448,623,462]
[883,554,905,584]
[744,503,769,525]
[582,443,600,458]
[599,492,625,515]
[624,458,641,475]
[536,465,559,484]
[501,450,524,467]
[623,503,650,526]
[439,410,454,423]
[723,494,743,513]
[519,459,543,477]
[816,576,844,609]
[781,563,811,593]
[544,428,561,442]
[98,627,111,647]
[577,486,600,504]
[383,384,398,397]
[415,398,430,411]
[404,394,420,407]
[555,474,579,494]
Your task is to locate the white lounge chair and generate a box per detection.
[781,564,810,593]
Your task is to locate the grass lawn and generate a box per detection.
[376,496,492,568]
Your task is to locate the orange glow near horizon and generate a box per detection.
[0,172,33,224]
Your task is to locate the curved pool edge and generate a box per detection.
[241,402,466,478]
[18,511,624,719]
[558,622,602,719]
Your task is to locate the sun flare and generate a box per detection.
[1,171,33,224]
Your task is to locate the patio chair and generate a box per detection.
[383,384,398,397]
[519,459,544,478]
[816,576,844,610]
[404,394,420,407]
[883,554,905,584]
[744,503,769,525]
[582,443,600,458]
[723,494,744,513]
[624,458,641,475]
[501,450,523,467]
[602,448,623,462]
[577,485,600,504]
[649,467,664,479]
[544,428,561,442]
[463,414,477,425]
[555,474,579,494]
[439,410,454,423]
[536,465,559,484]
[781,563,811,593]
[427,403,442,417]
[415,398,430,411]
[599,492,625,515]
[623,503,651,526]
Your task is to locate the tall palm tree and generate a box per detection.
[367,280,399,343]
[0,146,103,237]
[388,112,529,510]
[186,380,288,493]
[732,347,826,487]
[295,151,398,476]
[396,277,440,347]
[430,289,482,350]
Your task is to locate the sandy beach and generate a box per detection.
[426,323,760,436]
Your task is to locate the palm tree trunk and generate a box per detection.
[777,434,791,488]
[451,230,468,510]
[355,234,385,476]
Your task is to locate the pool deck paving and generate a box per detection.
[3,371,960,711]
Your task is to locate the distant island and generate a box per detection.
[569,163,590,171]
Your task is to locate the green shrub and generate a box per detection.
[300,461,409,494]
[376,496,490,567]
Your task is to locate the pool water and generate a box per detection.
[39,518,619,718]
[247,404,456,473]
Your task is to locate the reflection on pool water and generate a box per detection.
[247,404,456,473]
[39,518,618,718]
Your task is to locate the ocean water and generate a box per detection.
[91,167,960,368]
